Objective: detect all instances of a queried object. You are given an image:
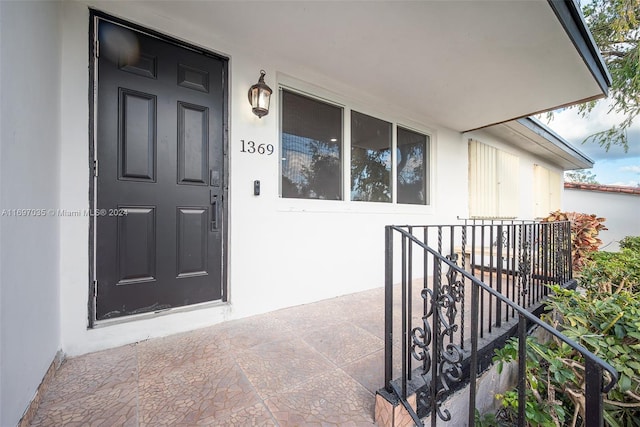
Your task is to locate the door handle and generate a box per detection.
[210,191,219,232]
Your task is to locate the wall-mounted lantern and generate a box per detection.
[248,70,272,118]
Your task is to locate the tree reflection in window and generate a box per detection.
[281,90,342,200]
[397,127,428,205]
[351,111,392,202]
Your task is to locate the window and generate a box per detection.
[281,90,343,200]
[533,164,561,218]
[397,127,429,205]
[351,111,392,202]
[279,86,432,206]
[468,139,519,218]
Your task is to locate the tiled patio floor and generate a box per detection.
[30,287,390,426]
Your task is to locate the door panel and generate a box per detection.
[177,102,209,185]
[94,18,226,320]
[177,207,209,277]
[119,89,157,181]
[117,207,157,285]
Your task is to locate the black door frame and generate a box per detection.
[88,10,229,327]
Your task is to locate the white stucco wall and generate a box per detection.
[564,188,640,252]
[0,2,62,425]
[55,1,579,358]
[56,1,472,356]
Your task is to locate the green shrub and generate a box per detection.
[620,236,640,253]
[489,235,640,426]
[580,237,640,294]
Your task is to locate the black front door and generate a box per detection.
[93,17,227,320]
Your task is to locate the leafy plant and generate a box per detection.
[493,336,571,426]
[475,409,509,427]
[578,0,640,152]
[621,236,640,253]
[542,211,607,271]
[492,282,640,426]
[486,234,640,426]
[579,235,640,294]
[544,285,640,426]
[580,251,640,294]
[565,169,599,184]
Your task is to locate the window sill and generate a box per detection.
[276,197,434,215]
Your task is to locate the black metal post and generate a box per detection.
[431,256,440,427]
[585,358,604,427]
[408,227,413,381]
[461,225,466,349]
[468,279,480,427]
[518,314,526,427]
[488,225,494,334]
[496,225,503,328]
[480,225,485,338]
[401,234,408,398]
[384,226,393,393]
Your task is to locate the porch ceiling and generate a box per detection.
[95,0,609,132]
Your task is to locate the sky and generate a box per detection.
[540,101,640,187]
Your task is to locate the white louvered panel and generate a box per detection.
[468,140,480,216]
[470,139,522,219]
[534,164,550,218]
[549,169,562,212]
[469,139,498,218]
[497,150,519,218]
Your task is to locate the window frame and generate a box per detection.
[396,125,430,206]
[277,81,434,208]
[350,110,393,203]
[278,87,345,201]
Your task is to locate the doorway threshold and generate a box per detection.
[92,299,229,329]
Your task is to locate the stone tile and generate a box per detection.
[304,322,384,367]
[343,349,390,394]
[276,299,353,334]
[138,352,260,426]
[35,344,137,408]
[197,402,277,426]
[265,368,375,426]
[29,289,402,427]
[348,308,385,340]
[137,327,229,377]
[31,384,137,427]
[212,313,297,351]
[235,338,336,399]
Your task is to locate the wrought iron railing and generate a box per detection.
[382,220,618,427]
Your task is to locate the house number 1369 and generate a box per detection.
[240,140,274,155]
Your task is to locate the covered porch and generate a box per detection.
[27,218,587,426]
[1,1,613,425]
[29,287,386,425]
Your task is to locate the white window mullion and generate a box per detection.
[391,123,397,204]
[343,107,352,203]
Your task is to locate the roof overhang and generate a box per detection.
[90,0,610,131]
[482,116,594,170]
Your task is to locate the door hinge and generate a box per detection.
[95,40,100,58]
[93,159,99,177]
